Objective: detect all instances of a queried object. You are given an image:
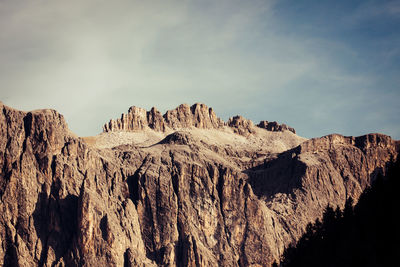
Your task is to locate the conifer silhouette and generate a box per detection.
[279,157,400,267]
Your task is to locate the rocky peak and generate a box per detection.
[257,120,296,134]
[297,133,395,154]
[0,102,398,267]
[0,102,71,156]
[103,103,296,136]
[163,103,224,129]
[227,115,255,136]
[103,103,225,133]
[103,106,148,132]
[146,107,165,132]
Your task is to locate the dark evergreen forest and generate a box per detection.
[276,157,400,267]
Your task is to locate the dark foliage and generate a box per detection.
[278,158,400,267]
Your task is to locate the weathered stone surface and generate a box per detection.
[227,116,256,136]
[0,102,153,267]
[103,106,149,132]
[147,107,165,132]
[163,103,224,130]
[103,103,225,133]
[103,103,295,136]
[0,102,398,267]
[257,121,296,134]
[246,133,397,257]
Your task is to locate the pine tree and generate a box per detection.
[279,157,400,267]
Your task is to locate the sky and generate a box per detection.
[0,0,399,139]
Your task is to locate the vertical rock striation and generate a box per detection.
[0,102,398,267]
[103,103,294,136]
[103,103,225,133]
[257,121,296,134]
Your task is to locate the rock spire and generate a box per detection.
[103,103,296,135]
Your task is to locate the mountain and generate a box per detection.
[278,157,400,267]
[0,102,398,266]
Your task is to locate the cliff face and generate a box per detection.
[102,103,295,136]
[257,121,296,134]
[0,102,398,267]
[103,104,224,133]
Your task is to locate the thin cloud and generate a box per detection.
[0,0,398,139]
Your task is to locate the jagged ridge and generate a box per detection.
[103,103,296,135]
[0,101,398,267]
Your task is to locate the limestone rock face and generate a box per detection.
[147,107,165,132]
[103,106,149,132]
[227,115,256,136]
[246,133,397,249]
[0,103,152,267]
[257,121,296,134]
[103,103,224,133]
[0,102,398,267]
[103,103,295,135]
[163,103,224,130]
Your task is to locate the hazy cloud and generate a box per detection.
[0,0,399,138]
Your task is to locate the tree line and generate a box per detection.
[275,157,400,267]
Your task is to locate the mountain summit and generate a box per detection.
[0,102,398,266]
[103,103,295,135]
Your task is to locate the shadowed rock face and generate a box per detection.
[0,102,398,267]
[257,121,296,134]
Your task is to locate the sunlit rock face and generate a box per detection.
[103,103,225,133]
[0,101,398,266]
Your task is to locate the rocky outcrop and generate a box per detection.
[147,107,166,132]
[163,103,224,130]
[103,103,295,136]
[103,106,154,132]
[0,102,398,267]
[257,121,296,134]
[0,102,152,267]
[103,103,224,133]
[246,133,397,249]
[227,116,256,136]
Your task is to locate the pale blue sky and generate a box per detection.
[0,0,399,139]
